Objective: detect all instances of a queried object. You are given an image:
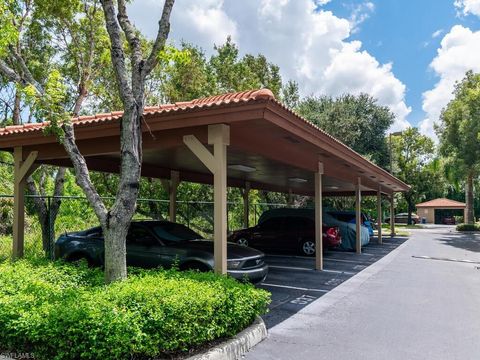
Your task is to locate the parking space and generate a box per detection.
[257,236,408,328]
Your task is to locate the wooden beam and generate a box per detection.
[183,135,216,173]
[169,170,180,222]
[377,187,382,244]
[242,181,250,228]
[13,147,38,259]
[355,177,362,254]
[315,162,324,270]
[184,124,230,274]
[390,195,396,236]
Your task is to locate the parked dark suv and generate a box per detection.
[228,216,341,256]
[55,220,268,283]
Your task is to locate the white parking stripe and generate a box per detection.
[412,255,480,264]
[261,283,329,293]
[324,258,369,264]
[268,265,355,275]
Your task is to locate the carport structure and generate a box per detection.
[0,89,409,273]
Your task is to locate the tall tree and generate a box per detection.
[0,0,107,255]
[0,0,175,283]
[391,128,437,224]
[437,70,480,224]
[296,93,395,168]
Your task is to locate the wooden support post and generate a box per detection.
[169,171,180,222]
[242,181,250,228]
[315,162,324,270]
[390,195,396,236]
[355,177,362,254]
[287,189,293,207]
[184,124,229,274]
[13,147,38,259]
[377,187,382,245]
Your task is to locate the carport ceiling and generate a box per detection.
[0,89,409,196]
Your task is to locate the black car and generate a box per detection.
[228,216,342,256]
[55,220,268,283]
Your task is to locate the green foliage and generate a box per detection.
[456,223,480,231]
[0,0,18,56]
[438,71,480,172]
[296,93,394,168]
[0,259,270,360]
[391,128,441,220]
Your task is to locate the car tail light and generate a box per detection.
[326,227,337,237]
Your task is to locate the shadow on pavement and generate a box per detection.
[436,232,480,253]
[257,236,408,328]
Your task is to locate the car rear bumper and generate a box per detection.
[228,265,269,283]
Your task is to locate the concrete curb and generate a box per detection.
[186,316,267,360]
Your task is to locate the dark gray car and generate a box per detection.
[55,220,268,283]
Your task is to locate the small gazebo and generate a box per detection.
[416,198,466,224]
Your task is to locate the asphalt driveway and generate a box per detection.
[248,226,480,359]
[257,237,408,328]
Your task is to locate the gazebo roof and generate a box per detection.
[416,198,466,208]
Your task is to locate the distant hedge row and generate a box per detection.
[0,260,270,360]
[456,223,480,231]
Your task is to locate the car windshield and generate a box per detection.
[151,222,203,242]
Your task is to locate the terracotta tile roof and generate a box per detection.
[416,198,466,208]
[0,87,409,191]
[0,88,274,137]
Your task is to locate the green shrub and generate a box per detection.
[0,260,270,360]
[456,223,480,231]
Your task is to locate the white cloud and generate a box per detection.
[128,0,411,131]
[454,0,480,17]
[432,29,444,38]
[349,1,375,34]
[419,25,480,139]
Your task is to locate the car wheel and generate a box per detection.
[301,239,316,256]
[237,238,249,247]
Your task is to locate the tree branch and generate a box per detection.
[100,0,133,104]
[116,0,142,68]
[143,0,175,77]
[62,122,108,224]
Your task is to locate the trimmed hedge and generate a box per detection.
[0,260,270,360]
[456,223,480,231]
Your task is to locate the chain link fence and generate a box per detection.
[0,193,290,260]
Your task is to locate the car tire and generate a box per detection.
[300,239,316,256]
[236,238,249,247]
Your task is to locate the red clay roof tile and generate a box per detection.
[416,198,466,207]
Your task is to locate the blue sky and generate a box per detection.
[324,0,480,126]
[130,0,480,138]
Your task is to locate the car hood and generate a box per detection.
[173,239,264,259]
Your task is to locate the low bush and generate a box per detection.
[456,223,480,231]
[0,260,270,360]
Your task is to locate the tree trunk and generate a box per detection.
[466,172,474,224]
[102,103,143,283]
[12,88,21,125]
[27,167,66,255]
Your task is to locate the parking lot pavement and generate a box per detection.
[257,236,408,328]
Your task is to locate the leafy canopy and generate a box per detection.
[438,70,480,176]
[296,93,395,168]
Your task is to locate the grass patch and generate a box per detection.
[380,224,411,236]
[0,259,270,360]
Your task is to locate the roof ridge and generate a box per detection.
[0,88,274,135]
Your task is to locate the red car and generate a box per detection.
[228,216,341,256]
[442,216,456,225]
